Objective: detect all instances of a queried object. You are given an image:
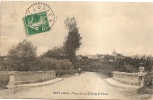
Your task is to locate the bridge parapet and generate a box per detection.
[113,71,147,86]
[7,70,56,89]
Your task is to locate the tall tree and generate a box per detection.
[64,17,82,64]
[7,40,37,71]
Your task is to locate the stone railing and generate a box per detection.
[113,71,147,86]
[7,70,56,89]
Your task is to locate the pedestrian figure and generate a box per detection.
[138,70,143,87]
[78,68,81,76]
[138,63,145,88]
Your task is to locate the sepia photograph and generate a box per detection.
[0,1,153,99]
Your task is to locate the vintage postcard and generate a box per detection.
[0,1,153,99]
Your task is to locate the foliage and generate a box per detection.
[86,60,115,77]
[41,46,65,59]
[103,54,114,60]
[116,55,152,73]
[0,56,5,68]
[7,40,37,71]
[124,65,134,73]
[37,58,74,71]
[64,17,82,64]
[144,72,153,88]
[76,56,116,77]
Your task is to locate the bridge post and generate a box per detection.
[7,71,15,89]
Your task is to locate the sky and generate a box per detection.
[1,2,153,56]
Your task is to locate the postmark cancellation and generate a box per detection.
[23,2,56,36]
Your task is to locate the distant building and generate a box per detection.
[109,59,114,62]
[112,49,117,61]
[77,55,83,61]
[76,55,89,61]
[112,50,124,61]
[86,55,99,59]
[86,54,104,59]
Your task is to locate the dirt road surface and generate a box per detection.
[2,72,130,99]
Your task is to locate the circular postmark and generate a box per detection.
[23,2,56,36]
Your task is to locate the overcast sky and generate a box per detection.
[1,2,153,56]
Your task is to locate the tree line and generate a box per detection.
[75,54,152,77]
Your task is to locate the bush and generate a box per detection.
[124,65,135,73]
[144,72,153,88]
[116,55,152,73]
[82,60,115,77]
[36,58,74,71]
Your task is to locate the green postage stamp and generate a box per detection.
[23,2,55,36]
[24,11,50,35]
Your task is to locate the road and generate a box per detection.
[2,72,130,99]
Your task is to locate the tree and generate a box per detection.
[41,46,65,59]
[64,17,82,64]
[39,57,56,70]
[7,40,37,71]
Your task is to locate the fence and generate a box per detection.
[113,71,147,86]
[7,70,56,89]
